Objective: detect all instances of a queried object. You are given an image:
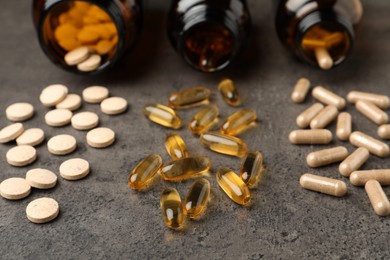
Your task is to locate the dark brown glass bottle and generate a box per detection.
[167,0,251,73]
[32,0,142,74]
[276,0,363,70]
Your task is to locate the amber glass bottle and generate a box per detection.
[167,0,251,73]
[33,0,142,74]
[276,0,363,70]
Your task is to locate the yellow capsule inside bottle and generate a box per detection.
[200,132,247,157]
[218,78,241,107]
[160,187,184,230]
[160,156,211,181]
[183,178,211,219]
[128,154,162,190]
[168,86,211,109]
[239,151,264,188]
[221,109,257,136]
[216,167,250,205]
[143,103,182,129]
[165,133,189,160]
[188,105,219,135]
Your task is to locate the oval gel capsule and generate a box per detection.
[165,133,189,160]
[160,156,211,181]
[216,167,250,205]
[188,105,219,135]
[200,132,247,157]
[183,178,210,218]
[221,109,256,136]
[143,103,182,129]
[128,154,162,190]
[218,79,241,107]
[160,187,184,229]
[168,86,211,109]
[239,151,264,188]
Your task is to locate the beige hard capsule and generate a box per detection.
[365,180,390,216]
[350,169,390,186]
[349,131,390,158]
[312,86,346,110]
[314,47,333,70]
[339,147,369,177]
[336,112,352,141]
[310,105,338,129]
[300,173,347,197]
[355,100,388,125]
[291,78,310,103]
[347,91,390,109]
[296,103,324,128]
[306,146,349,168]
[378,124,390,139]
[289,129,332,145]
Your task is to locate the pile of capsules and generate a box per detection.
[128,79,264,230]
[290,78,390,216]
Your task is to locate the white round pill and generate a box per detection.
[82,86,109,103]
[56,93,82,111]
[6,145,37,167]
[100,97,128,115]
[45,109,73,127]
[6,102,34,122]
[0,123,24,143]
[60,158,90,180]
[40,84,68,107]
[86,127,115,148]
[26,197,59,224]
[47,134,77,155]
[16,128,45,146]
[26,169,57,189]
[64,46,90,66]
[71,111,99,130]
[77,54,101,72]
[0,177,31,200]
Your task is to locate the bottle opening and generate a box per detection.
[41,1,119,73]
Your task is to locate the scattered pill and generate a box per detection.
[355,100,388,125]
[296,103,324,128]
[314,47,333,70]
[221,109,256,136]
[216,167,251,205]
[312,86,346,110]
[168,86,211,109]
[349,131,389,158]
[291,78,310,103]
[339,147,369,177]
[56,93,82,111]
[26,197,60,223]
[306,146,348,168]
[16,128,45,147]
[336,112,352,141]
[82,86,109,103]
[378,124,390,139]
[86,127,115,148]
[200,132,247,157]
[218,78,242,106]
[289,129,332,144]
[100,96,128,115]
[188,105,219,135]
[60,158,90,180]
[160,187,184,230]
[47,134,77,155]
[310,105,338,129]
[6,145,37,167]
[77,54,101,72]
[365,180,390,216]
[350,169,390,186]
[64,46,90,66]
[300,173,347,197]
[128,154,162,190]
[183,178,210,218]
[26,169,57,189]
[239,151,264,188]
[0,123,24,143]
[165,133,189,160]
[45,109,73,127]
[71,111,99,130]
[0,178,31,200]
[143,103,182,129]
[6,102,34,122]
[347,91,390,109]
[40,84,68,107]
[159,156,211,181]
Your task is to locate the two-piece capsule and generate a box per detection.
[291,78,310,103]
[312,86,346,110]
[365,180,390,216]
[347,91,390,109]
[168,86,211,109]
[239,151,264,188]
[289,129,332,145]
[200,132,247,157]
[296,103,324,128]
[349,131,390,158]
[183,178,210,218]
[339,147,369,177]
[336,112,352,141]
[378,125,390,139]
[350,169,390,186]
[188,105,219,135]
[159,156,210,181]
[355,100,388,125]
[314,47,333,70]
[218,79,242,107]
[128,154,162,190]
[160,187,184,229]
[165,133,189,160]
[216,167,251,205]
[221,109,256,136]
[306,146,348,168]
[310,105,338,129]
[300,173,347,197]
[143,103,182,129]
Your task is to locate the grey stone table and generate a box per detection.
[1,0,390,259]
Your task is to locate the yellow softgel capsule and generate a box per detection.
[160,187,184,230]
[216,167,250,205]
[159,156,211,181]
[221,109,256,136]
[165,133,189,160]
[200,132,247,157]
[183,178,211,218]
[218,79,241,106]
[239,151,264,188]
[168,87,211,109]
[143,103,182,129]
[188,105,219,135]
[128,154,162,190]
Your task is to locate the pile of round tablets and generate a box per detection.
[290,77,390,216]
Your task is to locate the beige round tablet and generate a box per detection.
[26,197,59,223]
[26,169,57,189]
[64,46,90,66]
[71,111,99,130]
[40,84,68,107]
[16,128,45,146]
[47,134,77,155]
[83,86,109,103]
[56,93,82,111]
[60,158,90,180]
[86,127,115,148]
[6,145,37,167]
[77,54,101,72]
[6,102,34,122]
[100,97,128,115]
[0,123,24,143]
[45,109,73,127]
[0,177,31,200]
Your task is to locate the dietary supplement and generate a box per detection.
[165,133,189,161]
[0,123,24,143]
[64,46,90,66]
[347,91,390,109]
[160,187,184,230]
[83,86,109,103]
[143,104,182,129]
[300,173,347,197]
[339,147,369,177]
[216,167,251,205]
[200,132,247,157]
[56,93,82,111]
[291,78,310,103]
[365,180,390,216]
[336,112,352,141]
[183,178,211,219]
[378,125,390,139]
[100,97,128,115]
[47,134,77,155]
[0,178,31,200]
[188,105,219,135]
[350,169,390,186]
[239,151,264,188]
[355,100,388,125]
[314,47,333,70]
[26,168,58,189]
[6,145,37,167]
[168,87,211,109]
[39,84,68,107]
[306,146,348,168]
[45,109,73,127]
[296,103,324,128]
[218,79,242,106]
[59,158,90,181]
[349,131,390,158]
[289,129,332,145]
[221,109,256,136]
[159,156,211,181]
[86,127,115,148]
[26,197,60,224]
[71,111,99,130]
[128,154,162,190]
[77,54,101,72]
[312,86,346,110]
[16,128,45,147]
[310,105,338,129]
[6,102,34,122]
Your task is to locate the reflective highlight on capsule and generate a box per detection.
[221,109,256,136]
[310,105,338,129]
[218,79,241,107]
[200,132,247,157]
[216,167,250,205]
[365,180,390,216]
[289,129,332,145]
[128,154,162,190]
[347,91,390,109]
[349,131,390,158]
[291,78,310,103]
[183,178,210,218]
[296,103,324,128]
[159,156,211,181]
[339,147,369,177]
[188,105,219,135]
[300,173,347,197]
[143,103,182,129]
[165,133,189,160]
[312,86,346,110]
[168,86,210,109]
[239,151,264,188]
[160,187,184,229]
[306,146,348,168]
[350,169,390,186]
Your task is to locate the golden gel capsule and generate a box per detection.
[165,133,189,160]
[218,78,241,107]
[310,105,338,129]
[216,167,250,205]
[168,86,211,109]
[349,131,390,158]
[239,151,264,188]
[312,86,346,110]
[300,173,347,197]
[160,187,184,229]
[306,146,349,168]
[336,112,352,141]
[159,156,211,181]
[221,109,256,136]
[356,100,389,125]
[200,132,247,157]
[365,180,390,216]
[128,154,162,190]
[289,129,332,145]
[183,178,210,218]
[296,103,324,128]
[291,78,310,103]
[347,91,390,109]
[350,169,390,186]
[188,105,219,135]
[378,124,390,139]
[339,147,369,177]
[143,103,182,129]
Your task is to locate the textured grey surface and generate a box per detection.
[1,0,390,259]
